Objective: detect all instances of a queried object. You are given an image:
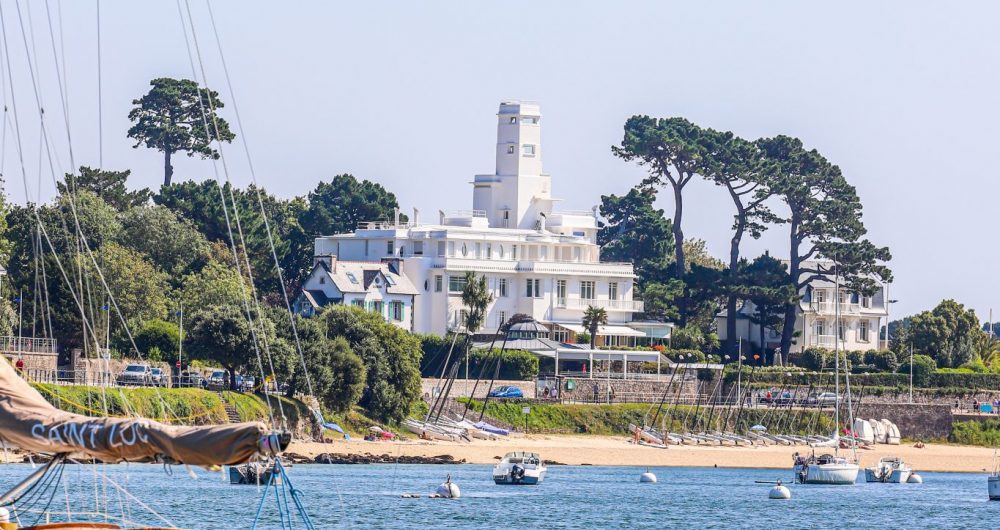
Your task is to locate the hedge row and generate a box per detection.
[722,369,1000,390]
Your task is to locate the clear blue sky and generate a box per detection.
[2,1,997,321]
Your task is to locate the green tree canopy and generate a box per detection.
[58,167,151,211]
[299,174,405,238]
[178,260,249,312]
[133,319,180,364]
[318,306,422,423]
[186,305,269,390]
[908,299,981,368]
[598,185,674,283]
[128,78,235,186]
[118,205,211,281]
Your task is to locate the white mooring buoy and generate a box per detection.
[907,472,923,484]
[436,474,461,499]
[640,469,657,483]
[0,507,9,523]
[769,480,791,500]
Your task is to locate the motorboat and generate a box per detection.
[864,457,912,483]
[492,452,546,485]
[793,451,859,485]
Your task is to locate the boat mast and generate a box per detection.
[833,262,840,456]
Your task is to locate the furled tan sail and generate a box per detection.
[0,357,269,466]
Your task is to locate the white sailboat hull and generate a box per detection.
[795,463,859,485]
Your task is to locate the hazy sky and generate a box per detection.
[1,1,997,321]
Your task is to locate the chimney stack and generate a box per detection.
[413,207,419,226]
[393,207,400,226]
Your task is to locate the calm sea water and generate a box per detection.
[0,463,996,529]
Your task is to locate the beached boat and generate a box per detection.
[865,457,912,483]
[869,418,886,444]
[492,452,547,485]
[881,419,901,445]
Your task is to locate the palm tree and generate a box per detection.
[582,306,608,350]
[974,329,1000,369]
[460,271,492,334]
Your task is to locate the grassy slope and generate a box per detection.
[33,384,309,427]
[462,399,836,436]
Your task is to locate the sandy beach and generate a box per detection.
[287,435,999,473]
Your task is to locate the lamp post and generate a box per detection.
[175,306,184,383]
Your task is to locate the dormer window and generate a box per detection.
[522,144,536,156]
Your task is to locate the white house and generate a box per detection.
[307,101,670,345]
[717,260,890,353]
[293,256,419,331]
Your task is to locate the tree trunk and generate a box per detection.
[671,181,687,325]
[164,149,174,187]
[759,308,769,365]
[725,211,747,360]
[779,214,801,363]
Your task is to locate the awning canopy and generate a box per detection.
[549,348,664,363]
[551,323,646,337]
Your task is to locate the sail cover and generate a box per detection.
[0,357,268,466]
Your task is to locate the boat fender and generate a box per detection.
[907,473,923,484]
[769,481,791,500]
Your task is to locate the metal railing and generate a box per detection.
[0,336,58,354]
[443,209,487,218]
[557,297,644,312]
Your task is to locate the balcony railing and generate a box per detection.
[810,302,859,315]
[556,297,644,312]
[0,336,58,354]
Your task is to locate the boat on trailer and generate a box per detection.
[864,457,912,483]
[492,452,546,485]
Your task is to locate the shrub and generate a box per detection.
[664,349,705,363]
[959,357,989,373]
[469,349,539,380]
[670,325,706,351]
[898,354,936,387]
[417,333,459,377]
[576,333,591,345]
[871,350,900,372]
[798,347,830,371]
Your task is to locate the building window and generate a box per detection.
[608,282,618,301]
[861,295,872,309]
[485,243,492,259]
[509,116,517,124]
[498,278,508,297]
[814,290,826,304]
[413,241,424,255]
[448,241,455,257]
[372,301,384,315]
[523,116,537,124]
[552,330,568,343]
[522,144,536,156]
[815,320,826,337]
[475,242,482,258]
[434,275,443,292]
[449,275,468,293]
[498,245,505,258]
[461,243,468,257]
[319,277,325,284]
[859,320,870,342]
[507,145,515,154]
[391,301,404,321]
[837,321,847,341]
[556,279,566,303]
[351,299,363,308]
[386,240,394,254]
[580,281,595,300]
[526,278,541,298]
[512,245,518,260]
[498,311,507,328]
[364,240,369,256]
[437,241,446,257]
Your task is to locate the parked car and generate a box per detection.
[175,370,205,388]
[805,392,840,407]
[771,391,796,405]
[208,370,228,390]
[117,364,152,386]
[487,385,523,399]
[150,367,166,387]
[241,375,256,392]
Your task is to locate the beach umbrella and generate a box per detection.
[750,424,767,432]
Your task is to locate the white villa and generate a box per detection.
[293,257,419,331]
[304,101,670,345]
[717,260,890,353]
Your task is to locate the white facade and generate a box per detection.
[293,257,418,331]
[717,260,890,353]
[310,101,660,343]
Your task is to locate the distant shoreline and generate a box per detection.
[285,435,999,474]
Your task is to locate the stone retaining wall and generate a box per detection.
[854,403,953,440]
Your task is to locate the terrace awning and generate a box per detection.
[551,323,646,337]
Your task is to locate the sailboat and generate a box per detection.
[989,450,1000,500]
[793,262,860,485]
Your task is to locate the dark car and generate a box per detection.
[487,385,523,399]
[117,364,152,386]
[773,391,796,405]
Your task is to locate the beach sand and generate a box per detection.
[287,435,998,473]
